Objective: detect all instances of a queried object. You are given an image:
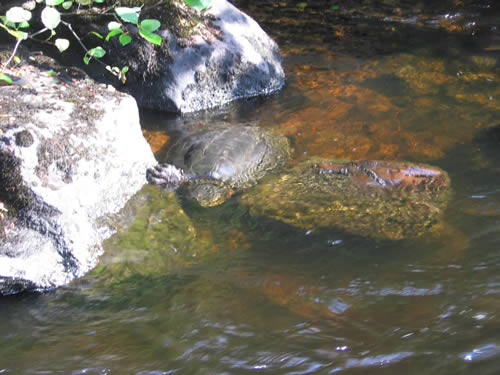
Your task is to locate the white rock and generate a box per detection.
[0,59,156,295]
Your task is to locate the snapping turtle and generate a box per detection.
[147,126,290,207]
[240,159,451,240]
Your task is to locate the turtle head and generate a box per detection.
[146,163,188,190]
[179,177,234,207]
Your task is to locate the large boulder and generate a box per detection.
[0,53,156,295]
[104,0,285,113]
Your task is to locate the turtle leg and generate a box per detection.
[146,163,187,189]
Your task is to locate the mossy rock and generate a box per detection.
[95,185,220,284]
[241,159,451,240]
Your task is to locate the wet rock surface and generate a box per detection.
[241,159,451,240]
[0,53,156,295]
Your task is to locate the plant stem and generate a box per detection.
[61,21,114,72]
[2,38,22,68]
[30,27,50,38]
[61,20,89,53]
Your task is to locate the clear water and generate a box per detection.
[1,0,500,373]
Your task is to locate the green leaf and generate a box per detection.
[55,38,70,52]
[139,19,161,33]
[183,0,212,11]
[297,2,308,9]
[105,29,119,42]
[139,30,162,45]
[115,7,140,24]
[84,46,106,64]
[105,28,122,41]
[41,6,61,30]
[119,33,132,46]
[121,66,129,74]
[89,46,106,58]
[0,72,13,84]
[330,4,340,10]
[13,56,21,64]
[76,0,92,5]
[18,20,30,29]
[4,20,17,28]
[62,1,73,10]
[94,0,105,3]
[90,31,103,39]
[46,0,65,5]
[6,7,32,23]
[8,29,28,40]
[108,21,122,31]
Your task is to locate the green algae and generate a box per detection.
[241,159,451,241]
[94,185,220,285]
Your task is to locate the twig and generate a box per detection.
[61,20,116,73]
[149,1,167,11]
[30,27,49,38]
[61,20,89,53]
[2,38,22,68]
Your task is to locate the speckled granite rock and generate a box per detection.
[0,54,156,295]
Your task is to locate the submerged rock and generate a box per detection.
[241,159,451,240]
[90,185,254,289]
[0,54,156,295]
[105,0,285,113]
[95,186,203,282]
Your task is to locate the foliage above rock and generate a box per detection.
[0,0,215,83]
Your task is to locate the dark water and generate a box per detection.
[1,0,500,373]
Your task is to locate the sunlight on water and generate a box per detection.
[1,0,499,374]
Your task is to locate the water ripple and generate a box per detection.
[338,281,443,297]
[344,352,414,368]
[462,344,500,362]
[367,285,443,297]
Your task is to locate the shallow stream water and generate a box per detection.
[1,0,500,373]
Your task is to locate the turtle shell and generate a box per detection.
[165,126,291,190]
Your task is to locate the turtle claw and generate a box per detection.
[146,163,187,189]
